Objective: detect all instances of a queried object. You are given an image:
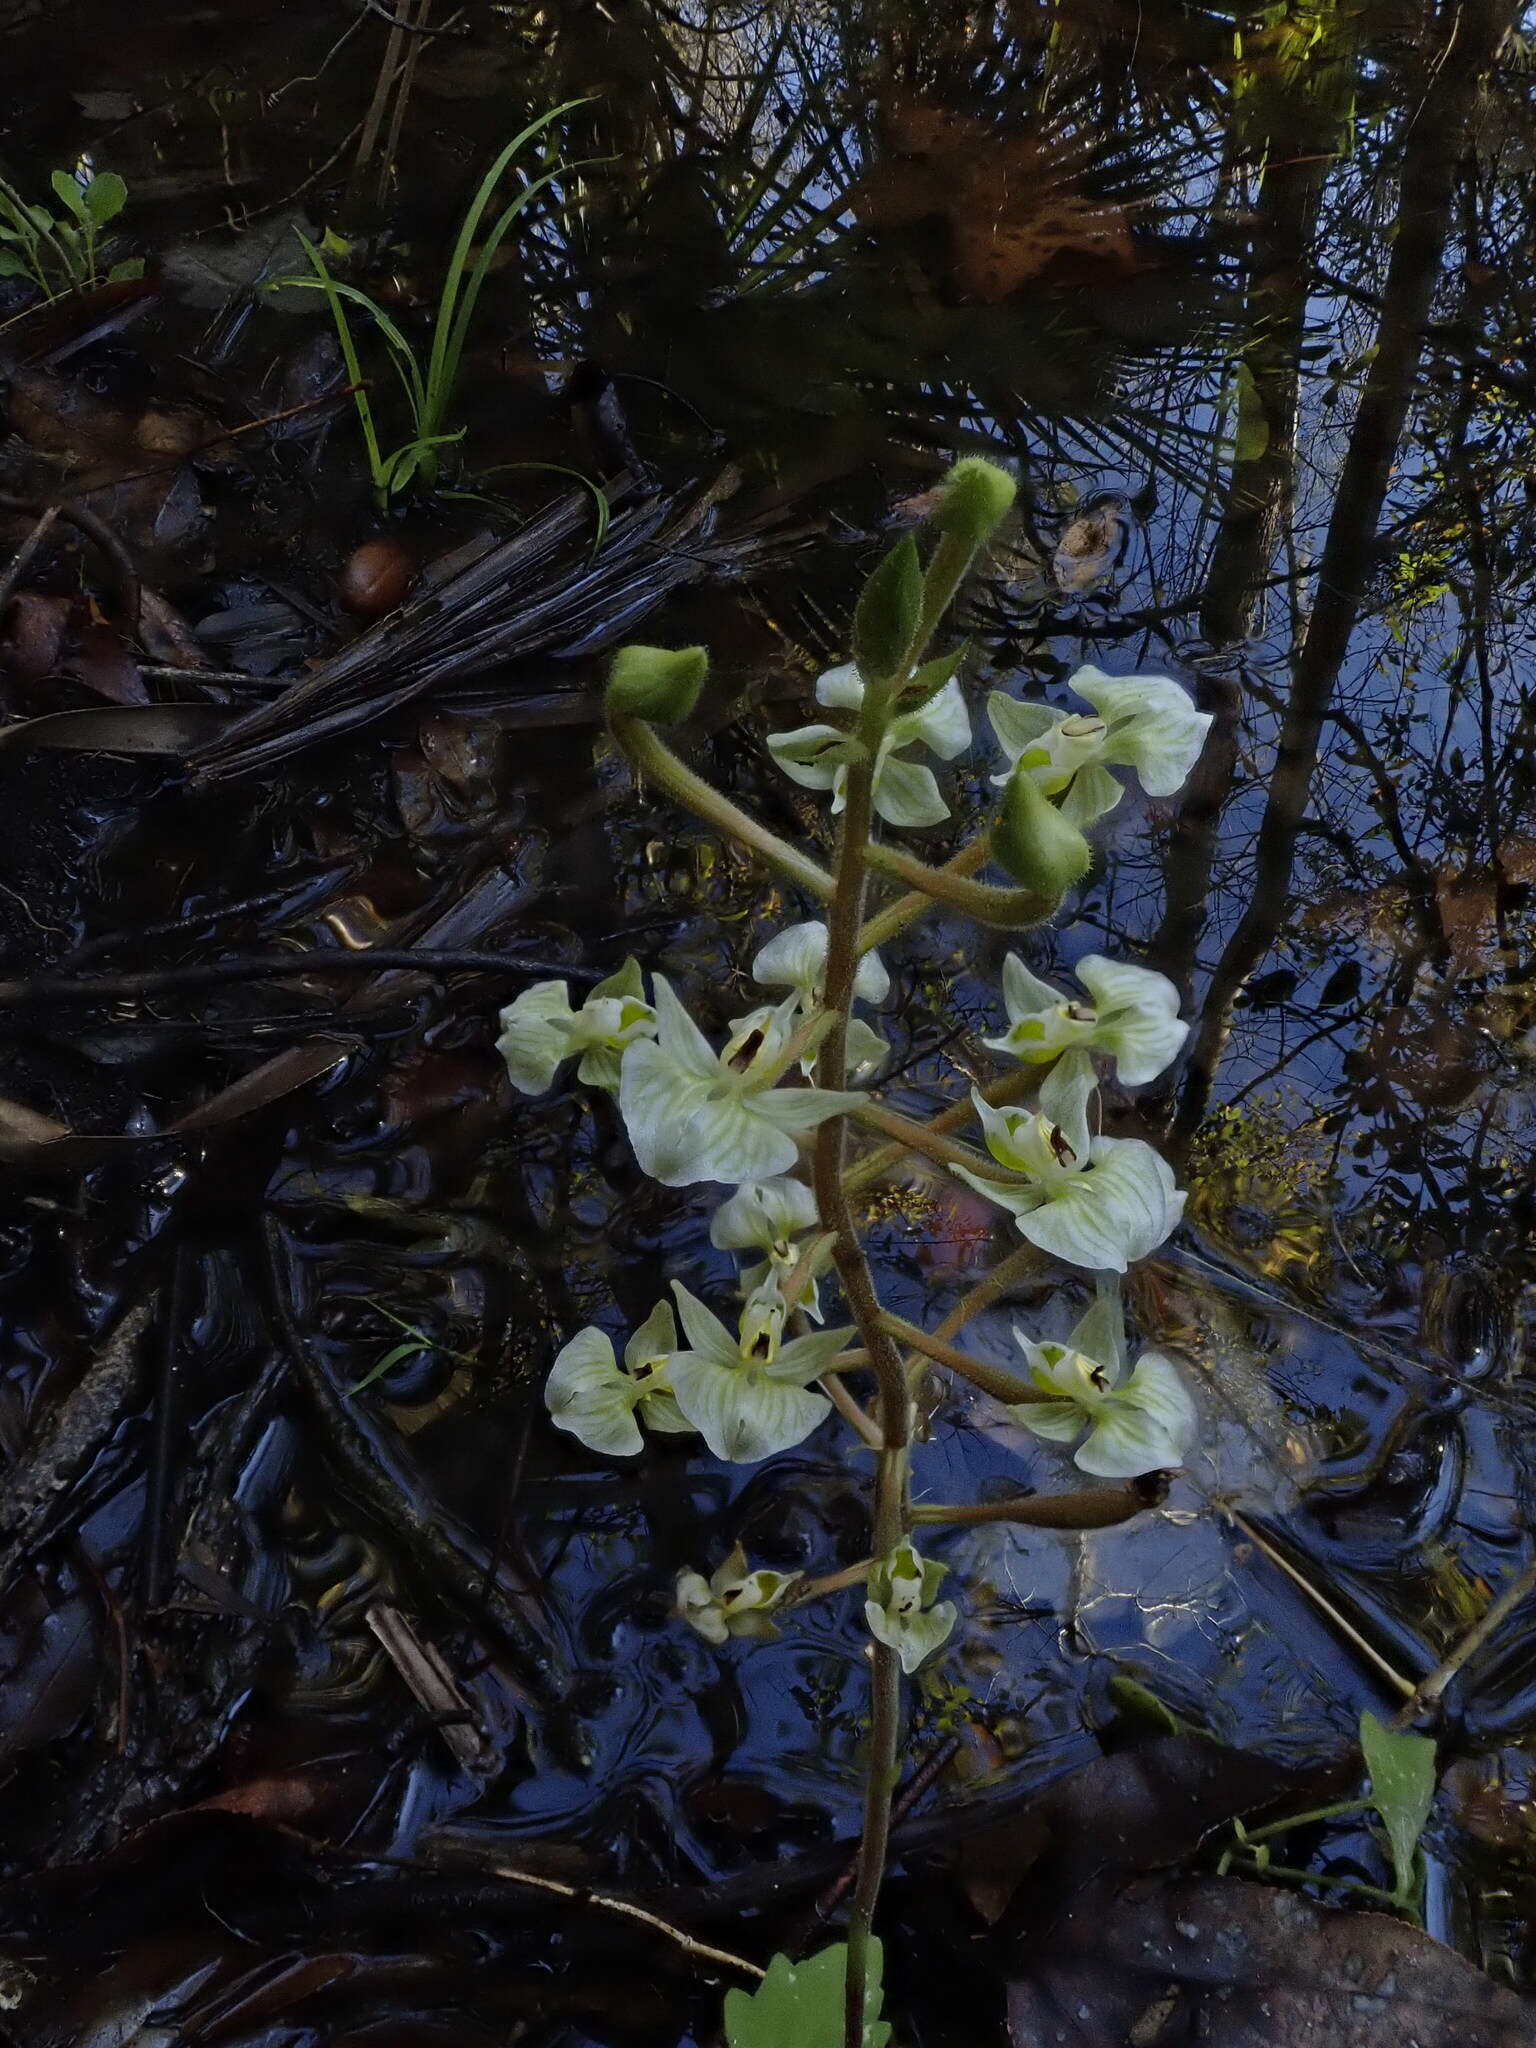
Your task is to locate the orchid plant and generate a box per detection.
[494,461,1212,2047]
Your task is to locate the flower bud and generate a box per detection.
[992,768,1092,898]
[606,643,708,724]
[932,457,1017,548]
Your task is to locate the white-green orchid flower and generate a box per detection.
[749,919,890,1078]
[543,1299,694,1458]
[1009,1291,1195,1477]
[954,1053,1185,1272]
[619,977,863,1187]
[497,957,655,1094]
[666,1281,853,1462]
[768,661,971,829]
[989,666,1212,828]
[675,1547,802,1645]
[986,952,1187,1087]
[864,1539,957,1675]
[710,1175,828,1322]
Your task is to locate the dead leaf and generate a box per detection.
[1006,1873,1534,2046]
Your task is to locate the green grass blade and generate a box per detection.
[270,269,427,423]
[291,233,387,497]
[424,98,589,423]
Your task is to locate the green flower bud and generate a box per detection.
[993,768,1092,898]
[607,643,708,724]
[932,457,1017,548]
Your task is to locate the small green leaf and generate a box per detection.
[349,1339,430,1396]
[852,535,922,685]
[50,169,89,220]
[81,170,127,225]
[0,249,30,278]
[1360,1711,1436,1903]
[724,1943,890,2048]
[106,256,145,283]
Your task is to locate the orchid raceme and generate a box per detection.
[618,976,864,1187]
[768,661,971,829]
[864,1540,957,1674]
[496,957,655,1094]
[543,1299,694,1458]
[675,1548,802,1644]
[954,1052,1186,1271]
[751,919,889,1077]
[666,1281,853,1462]
[1009,1293,1195,1477]
[710,1175,828,1320]
[989,666,1213,828]
[986,952,1188,1087]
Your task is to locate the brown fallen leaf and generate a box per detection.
[1005,1873,1534,2047]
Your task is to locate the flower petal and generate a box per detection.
[1074,954,1188,1087]
[1076,1351,1195,1476]
[1001,952,1067,1026]
[987,691,1059,767]
[668,1355,831,1461]
[1012,1398,1088,1444]
[845,1016,890,1079]
[620,1043,799,1184]
[752,921,830,995]
[768,722,849,791]
[769,1324,857,1385]
[1038,1048,1095,1164]
[1069,668,1212,796]
[495,981,576,1094]
[650,975,720,1082]
[904,677,971,760]
[622,1297,678,1373]
[1065,1287,1128,1379]
[544,1327,644,1457]
[1020,1138,1184,1272]
[815,661,865,711]
[872,755,949,828]
[752,1084,866,1139]
[709,1176,819,1252]
[1057,760,1124,827]
[668,1283,742,1371]
[865,1595,957,1674]
[952,1162,1045,1222]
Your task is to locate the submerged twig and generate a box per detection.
[0,947,599,1013]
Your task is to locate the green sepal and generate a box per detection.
[853,535,923,685]
[590,955,645,1004]
[607,642,709,724]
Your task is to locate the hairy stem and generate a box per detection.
[810,677,912,2048]
[856,836,991,953]
[846,1080,1037,1195]
[863,839,1054,928]
[609,712,835,902]
[877,1310,1054,1405]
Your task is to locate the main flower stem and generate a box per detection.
[811,677,911,2048]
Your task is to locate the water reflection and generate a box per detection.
[1,0,1536,2023]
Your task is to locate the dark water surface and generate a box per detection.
[2,0,1536,2039]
